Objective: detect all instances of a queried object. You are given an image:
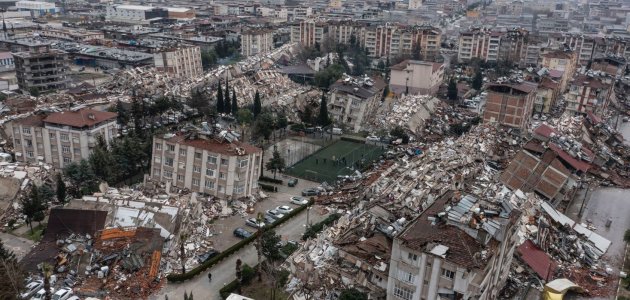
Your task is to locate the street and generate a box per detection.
[152,201,329,300]
[0,232,34,261]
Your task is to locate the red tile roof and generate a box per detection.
[586,111,602,125]
[548,143,591,172]
[534,124,560,138]
[163,132,261,156]
[14,114,45,127]
[517,239,557,281]
[44,109,117,128]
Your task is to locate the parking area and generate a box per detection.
[207,175,323,251]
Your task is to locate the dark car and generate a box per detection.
[301,188,319,196]
[233,228,253,239]
[288,178,298,187]
[263,215,276,225]
[197,249,220,263]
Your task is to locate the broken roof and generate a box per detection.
[548,142,591,172]
[330,76,386,99]
[45,208,108,241]
[44,108,117,128]
[517,239,557,281]
[161,132,261,156]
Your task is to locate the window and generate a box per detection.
[154,157,161,163]
[62,145,70,154]
[61,134,69,142]
[393,285,413,300]
[178,161,185,169]
[218,185,224,193]
[35,131,42,137]
[441,268,455,280]
[193,166,201,173]
[154,169,161,177]
[25,139,32,147]
[22,128,31,135]
[165,158,174,167]
[49,133,55,139]
[221,158,228,165]
[206,169,215,177]
[177,174,184,181]
[194,152,202,159]
[408,252,418,261]
[14,139,20,145]
[192,178,200,186]
[398,270,416,284]
[207,155,217,164]
[26,150,33,158]
[179,149,187,156]
[155,143,162,150]
[233,185,244,194]
[238,159,248,168]
[167,144,175,152]
[74,148,80,154]
[205,181,215,189]
[219,172,226,179]
[164,171,172,179]
[63,157,71,163]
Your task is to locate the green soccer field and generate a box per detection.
[286,139,386,183]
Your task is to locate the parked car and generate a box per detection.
[52,287,73,300]
[290,196,309,205]
[233,228,253,239]
[263,215,276,225]
[366,135,380,142]
[196,249,220,263]
[66,297,80,300]
[276,205,293,214]
[301,188,319,196]
[266,209,285,220]
[21,280,43,299]
[245,218,265,229]
[288,178,298,187]
[31,287,55,300]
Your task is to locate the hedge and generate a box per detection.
[258,183,278,192]
[166,200,312,282]
[302,213,341,241]
[219,264,256,299]
[259,176,283,184]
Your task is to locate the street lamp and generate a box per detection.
[304,206,313,232]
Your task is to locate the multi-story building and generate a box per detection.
[535,77,561,114]
[241,29,274,57]
[483,82,537,131]
[12,42,69,93]
[386,191,520,300]
[458,28,528,64]
[565,73,614,115]
[150,129,262,198]
[153,46,203,78]
[329,75,386,132]
[16,1,57,17]
[290,20,325,47]
[7,108,118,168]
[457,28,490,63]
[389,60,444,95]
[590,55,626,77]
[540,50,577,92]
[106,5,168,24]
[38,28,104,42]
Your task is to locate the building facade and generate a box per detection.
[13,43,69,92]
[106,5,168,24]
[16,1,56,16]
[151,132,262,198]
[241,29,274,57]
[540,50,578,92]
[565,74,614,115]
[483,82,537,131]
[7,108,118,168]
[389,60,444,95]
[154,46,203,78]
[329,76,386,133]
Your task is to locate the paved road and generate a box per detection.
[0,232,34,261]
[152,205,328,300]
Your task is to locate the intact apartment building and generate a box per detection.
[241,29,274,57]
[329,75,386,133]
[106,5,194,24]
[457,28,528,64]
[12,42,69,92]
[7,108,118,168]
[483,82,537,131]
[389,60,444,95]
[386,192,520,300]
[16,1,57,17]
[565,73,614,115]
[540,50,577,92]
[151,131,262,198]
[154,46,203,78]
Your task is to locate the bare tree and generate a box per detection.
[42,263,52,300]
[235,259,243,294]
[0,258,24,299]
[179,233,189,274]
[255,212,264,282]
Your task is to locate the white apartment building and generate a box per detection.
[386,193,520,300]
[241,29,274,57]
[329,76,386,132]
[154,46,203,78]
[7,108,118,168]
[290,20,325,47]
[16,1,57,16]
[389,60,444,95]
[151,132,262,198]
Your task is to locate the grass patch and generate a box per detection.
[23,224,45,241]
[240,271,290,300]
[286,140,385,182]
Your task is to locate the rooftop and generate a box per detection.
[330,75,386,99]
[43,108,117,128]
[389,60,443,72]
[161,132,261,156]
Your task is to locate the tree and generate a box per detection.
[276,112,288,131]
[390,126,410,144]
[412,39,422,60]
[472,69,483,90]
[231,88,238,115]
[253,90,262,118]
[337,49,350,74]
[63,160,99,197]
[188,90,210,117]
[110,136,148,182]
[55,173,66,205]
[382,85,389,100]
[131,97,143,133]
[317,93,331,126]
[255,212,265,281]
[115,100,129,126]
[265,148,285,179]
[339,288,368,300]
[224,79,231,114]
[216,80,224,113]
[201,50,217,69]
[0,240,24,299]
[29,87,40,97]
[314,64,345,89]
[236,108,253,125]
[301,105,314,124]
[42,263,52,300]
[89,136,116,184]
[260,229,282,261]
[377,60,386,72]
[21,186,46,233]
[235,259,243,294]
[253,112,274,140]
[183,291,193,300]
[179,233,188,274]
[447,78,458,102]
[625,229,630,243]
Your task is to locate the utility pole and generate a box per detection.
[578,182,590,218]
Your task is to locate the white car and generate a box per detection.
[21,280,43,299]
[266,209,285,220]
[276,205,294,214]
[366,135,380,142]
[66,297,80,300]
[290,196,309,205]
[52,287,73,300]
[30,287,54,300]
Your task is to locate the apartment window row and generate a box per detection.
[408,252,418,261]
[398,270,416,284]
[441,268,455,280]
[393,284,413,300]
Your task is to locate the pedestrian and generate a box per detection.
[323,158,326,164]
[208,272,212,282]
[315,158,318,165]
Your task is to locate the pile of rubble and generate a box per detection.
[375,94,440,135]
[0,161,55,227]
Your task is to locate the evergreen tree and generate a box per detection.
[265,149,285,179]
[253,90,262,117]
[55,173,66,205]
[317,92,331,126]
[224,79,230,113]
[472,69,483,90]
[231,89,238,115]
[115,100,129,126]
[131,98,143,133]
[216,81,224,113]
[21,186,46,233]
[447,78,458,102]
